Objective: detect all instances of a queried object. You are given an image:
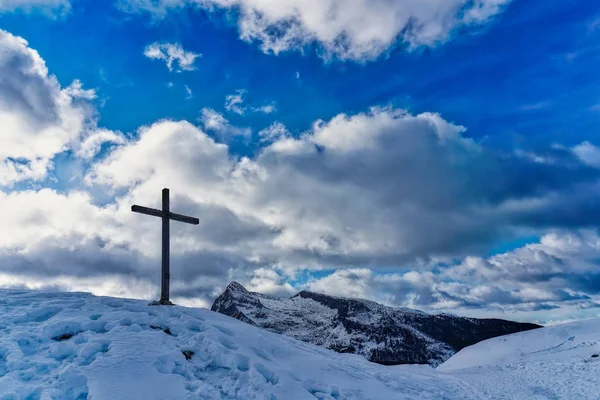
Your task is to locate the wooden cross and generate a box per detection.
[132,188,199,305]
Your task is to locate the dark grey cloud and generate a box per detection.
[247,111,600,266]
[0,238,147,279]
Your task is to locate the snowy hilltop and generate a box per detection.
[0,288,598,399]
[438,317,600,399]
[211,282,540,366]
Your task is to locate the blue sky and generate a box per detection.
[1,0,600,323]
[6,0,600,148]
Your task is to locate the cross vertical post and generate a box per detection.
[161,188,170,303]
[131,188,200,305]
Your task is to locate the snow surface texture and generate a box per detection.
[0,289,597,399]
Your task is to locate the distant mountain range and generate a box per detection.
[211,282,541,366]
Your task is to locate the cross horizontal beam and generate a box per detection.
[131,205,200,225]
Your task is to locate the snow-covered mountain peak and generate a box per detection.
[225,281,249,293]
[212,282,541,366]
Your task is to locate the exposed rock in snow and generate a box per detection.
[211,282,541,366]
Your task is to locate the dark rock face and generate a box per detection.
[211,282,541,366]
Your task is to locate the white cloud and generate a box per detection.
[302,230,600,322]
[76,129,127,159]
[306,269,375,300]
[253,103,276,114]
[224,89,246,115]
[121,0,511,61]
[3,105,600,319]
[88,119,232,189]
[143,42,200,72]
[225,89,276,115]
[0,189,121,255]
[258,121,288,143]
[573,141,600,168]
[245,268,296,298]
[63,79,97,100]
[199,108,251,140]
[0,29,99,186]
[86,106,600,272]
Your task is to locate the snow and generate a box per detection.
[438,317,600,399]
[0,289,464,399]
[0,288,598,399]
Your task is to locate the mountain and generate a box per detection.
[211,281,541,366]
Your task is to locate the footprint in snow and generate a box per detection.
[253,363,279,385]
[77,340,111,366]
[234,354,250,371]
[302,380,341,400]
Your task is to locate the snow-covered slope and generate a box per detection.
[438,317,600,399]
[0,289,468,400]
[440,317,600,371]
[1,288,598,399]
[211,282,540,366]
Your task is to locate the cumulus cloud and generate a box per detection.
[0,183,275,305]
[76,129,127,159]
[143,42,200,72]
[302,230,600,323]
[4,105,600,315]
[120,0,511,61]
[86,107,600,270]
[0,29,102,186]
[244,268,296,298]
